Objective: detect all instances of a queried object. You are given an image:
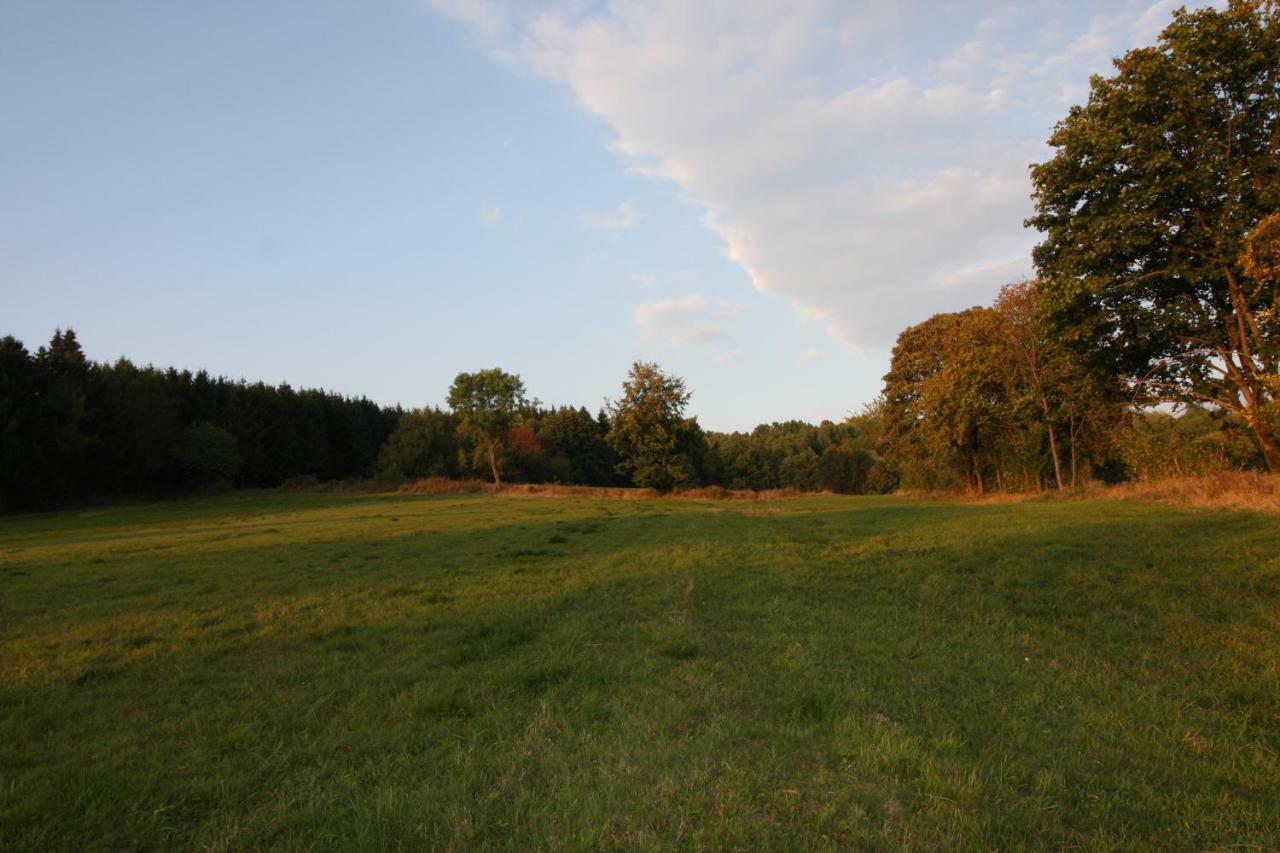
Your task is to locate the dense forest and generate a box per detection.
[2,3,1276,512]
[0,330,401,512]
[0,334,897,511]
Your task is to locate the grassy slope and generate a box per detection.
[1,491,1278,849]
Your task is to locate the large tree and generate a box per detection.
[995,281,1120,490]
[1028,1,1280,469]
[605,361,697,491]
[883,308,1011,494]
[446,368,529,487]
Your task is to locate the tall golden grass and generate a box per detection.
[1082,471,1280,512]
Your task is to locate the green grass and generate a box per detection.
[2,490,1279,849]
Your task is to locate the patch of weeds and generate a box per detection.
[548,534,570,544]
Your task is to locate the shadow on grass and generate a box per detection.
[3,495,1279,848]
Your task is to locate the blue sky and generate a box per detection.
[1,1,1210,430]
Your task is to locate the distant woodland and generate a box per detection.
[2,3,1276,512]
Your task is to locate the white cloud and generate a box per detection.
[480,203,503,224]
[434,0,1215,345]
[581,199,639,231]
[634,294,745,346]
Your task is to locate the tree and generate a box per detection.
[994,281,1122,490]
[446,369,529,487]
[0,336,42,511]
[605,362,697,491]
[1028,2,1280,469]
[175,421,241,489]
[34,329,95,504]
[375,407,459,482]
[537,406,616,485]
[883,309,1011,493]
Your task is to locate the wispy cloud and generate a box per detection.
[434,0,1206,345]
[581,199,638,231]
[634,294,744,346]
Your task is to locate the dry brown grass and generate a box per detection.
[396,478,830,502]
[397,477,493,495]
[898,472,1280,512]
[894,488,1038,505]
[1084,471,1280,513]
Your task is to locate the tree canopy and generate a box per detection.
[605,362,699,491]
[446,368,529,486]
[1028,0,1280,469]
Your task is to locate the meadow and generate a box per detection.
[2,490,1279,849]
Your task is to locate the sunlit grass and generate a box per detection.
[2,491,1278,848]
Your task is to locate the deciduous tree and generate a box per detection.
[605,362,697,491]
[446,368,529,487]
[1028,1,1280,469]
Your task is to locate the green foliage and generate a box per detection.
[0,329,401,511]
[4,491,1280,847]
[533,406,616,485]
[375,408,459,482]
[174,421,241,488]
[882,284,1126,493]
[1028,1,1280,468]
[884,309,1010,493]
[447,369,530,486]
[1114,407,1266,480]
[605,362,699,491]
[703,418,896,494]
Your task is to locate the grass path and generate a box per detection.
[2,491,1279,849]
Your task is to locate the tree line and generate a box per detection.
[0,329,403,512]
[375,361,896,494]
[0,336,897,512]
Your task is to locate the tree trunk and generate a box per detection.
[487,441,501,487]
[1219,266,1277,473]
[1244,404,1280,473]
[1046,421,1065,492]
[1068,416,1079,489]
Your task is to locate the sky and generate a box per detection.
[0,0,1213,431]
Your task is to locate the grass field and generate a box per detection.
[2,490,1279,849]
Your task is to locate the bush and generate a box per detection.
[375,409,459,482]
